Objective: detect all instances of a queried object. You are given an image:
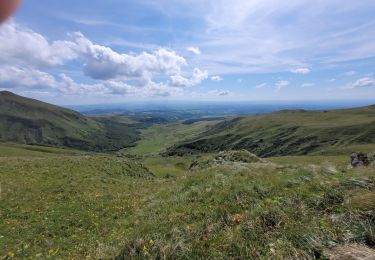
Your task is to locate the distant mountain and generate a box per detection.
[0,91,139,151]
[166,106,375,157]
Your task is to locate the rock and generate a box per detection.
[324,243,375,260]
[368,152,375,164]
[350,152,370,167]
[189,150,265,170]
[342,177,374,190]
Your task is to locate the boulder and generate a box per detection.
[350,152,369,167]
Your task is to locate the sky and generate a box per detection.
[0,0,375,105]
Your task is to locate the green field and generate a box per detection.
[1,141,374,258]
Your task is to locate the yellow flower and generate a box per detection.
[143,245,149,254]
[148,239,154,245]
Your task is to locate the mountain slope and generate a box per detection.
[166,106,375,157]
[0,91,139,151]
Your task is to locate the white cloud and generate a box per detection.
[187,46,201,55]
[345,70,357,76]
[185,0,375,74]
[349,77,375,88]
[0,22,77,67]
[73,32,187,80]
[275,80,289,91]
[208,89,230,96]
[0,22,208,98]
[211,75,223,82]
[0,66,59,89]
[291,68,311,74]
[170,68,208,87]
[301,83,315,88]
[0,65,138,96]
[255,83,267,89]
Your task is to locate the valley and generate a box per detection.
[0,92,375,259]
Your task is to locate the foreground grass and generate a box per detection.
[0,155,155,258]
[116,159,375,259]
[1,149,374,259]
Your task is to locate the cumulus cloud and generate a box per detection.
[301,83,315,88]
[0,66,58,89]
[255,83,267,89]
[291,68,311,74]
[275,80,289,91]
[73,32,187,80]
[211,75,223,81]
[0,65,138,95]
[0,22,208,97]
[169,68,208,87]
[187,46,201,55]
[0,22,77,67]
[349,77,375,88]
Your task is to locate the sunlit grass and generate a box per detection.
[1,147,374,258]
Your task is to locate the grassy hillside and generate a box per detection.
[1,146,374,258]
[166,106,375,157]
[123,120,221,156]
[1,95,375,258]
[0,91,139,151]
[0,143,87,157]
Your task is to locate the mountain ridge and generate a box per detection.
[166,105,375,157]
[0,91,139,151]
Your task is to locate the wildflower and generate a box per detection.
[48,248,58,255]
[148,239,154,245]
[143,245,149,255]
[231,215,240,225]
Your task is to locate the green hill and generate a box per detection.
[0,91,139,151]
[1,145,374,258]
[166,106,375,157]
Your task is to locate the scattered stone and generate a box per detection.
[189,150,265,170]
[350,152,370,167]
[324,243,375,260]
[342,177,374,190]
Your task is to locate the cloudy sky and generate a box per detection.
[1,0,375,104]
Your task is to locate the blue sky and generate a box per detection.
[0,0,375,105]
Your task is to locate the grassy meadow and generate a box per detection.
[1,134,374,259]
